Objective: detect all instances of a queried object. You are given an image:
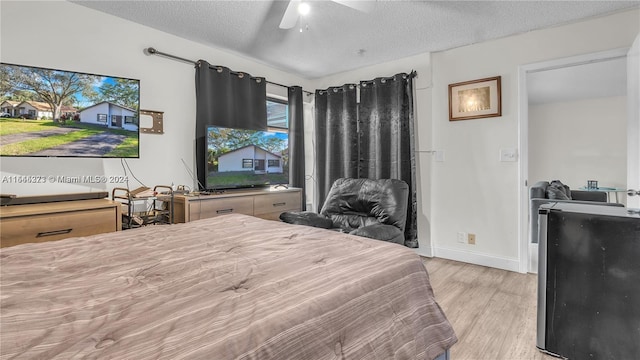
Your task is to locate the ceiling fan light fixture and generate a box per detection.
[298,2,310,16]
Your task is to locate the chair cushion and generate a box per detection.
[320,178,409,233]
[349,224,405,244]
[571,190,607,202]
[329,213,380,233]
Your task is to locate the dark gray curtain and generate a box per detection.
[359,72,418,248]
[195,60,267,190]
[288,86,305,209]
[314,73,417,247]
[314,85,358,211]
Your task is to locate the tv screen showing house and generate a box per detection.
[0,63,140,158]
[206,126,289,189]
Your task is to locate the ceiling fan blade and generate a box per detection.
[279,0,300,29]
[332,0,375,13]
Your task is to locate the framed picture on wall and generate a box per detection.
[449,76,502,121]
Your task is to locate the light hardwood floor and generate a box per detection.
[422,257,556,360]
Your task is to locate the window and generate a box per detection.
[97,114,107,123]
[267,98,288,129]
[242,159,253,168]
[124,116,138,124]
[268,159,280,167]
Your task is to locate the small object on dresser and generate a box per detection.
[587,180,598,189]
[129,186,155,198]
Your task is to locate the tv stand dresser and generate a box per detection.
[0,195,121,248]
[172,187,302,223]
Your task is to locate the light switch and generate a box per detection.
[500,148,518,162]
[435,150,445,162]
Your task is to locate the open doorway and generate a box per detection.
[518,48,630,273]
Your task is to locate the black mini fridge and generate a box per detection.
[536,203,640,360]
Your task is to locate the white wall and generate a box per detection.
[0,1,313,196]
[529,96,627,196]
[430,9,639,272]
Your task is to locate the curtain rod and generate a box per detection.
[144,47,313,96]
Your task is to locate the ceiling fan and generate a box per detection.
[279,0,375,29]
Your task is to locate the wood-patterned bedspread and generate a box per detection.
[1,214,456,359]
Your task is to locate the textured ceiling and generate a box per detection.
[71,0,639,79]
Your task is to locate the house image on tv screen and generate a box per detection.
[79,101,138,132]
[1,100,77,119]
[218,145,284,174]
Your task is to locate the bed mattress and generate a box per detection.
[1,213,456,359]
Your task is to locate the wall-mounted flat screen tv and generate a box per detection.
[0,63,140,158]
[206,126,289,190]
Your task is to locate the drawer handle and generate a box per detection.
[216,208,234,214]
[272,202,286,207]
[36,228,72,238]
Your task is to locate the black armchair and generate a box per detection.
[279,178,409,244]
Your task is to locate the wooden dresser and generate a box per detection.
[0,199,122,248]
[173,188,302,223]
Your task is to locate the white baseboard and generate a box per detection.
[413,244,433,257]
[433,246,522,273]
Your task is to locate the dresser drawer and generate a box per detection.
[254,192,301,220]
[189,196,254,220]
[173,189,302,223]
[1,208,117,248]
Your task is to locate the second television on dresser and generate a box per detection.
[205,125,289,190]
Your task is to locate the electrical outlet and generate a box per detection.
[468,233,476,245]
[457,232,466,243]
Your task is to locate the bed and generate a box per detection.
[1,213,456,359]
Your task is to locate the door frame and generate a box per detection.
[517,47,630,273]
[627,34,640,208]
